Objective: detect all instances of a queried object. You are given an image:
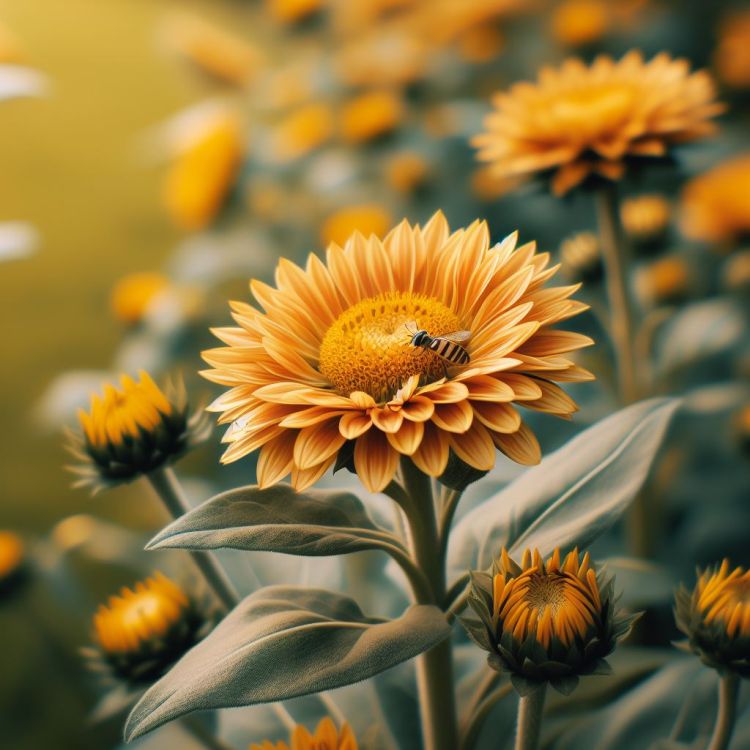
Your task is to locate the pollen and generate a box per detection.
[318,291,463,402]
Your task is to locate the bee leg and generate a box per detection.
[442,361,449,379]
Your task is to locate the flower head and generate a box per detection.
[110,271,170,325]
[202,213,592,493]
[474,51,723,196]
[559,232,602,284]
[621,194,671,245]
[634,256,693,307]
[251,717,357,750]
[675,560,750,677]
[87,572,210,684]
[68,371,208,492]
[464,548,636,694]
[681,154,750,245]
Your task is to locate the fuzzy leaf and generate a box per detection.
[147,484,400,557]
[124,585,451,741]
[449,398,680,575]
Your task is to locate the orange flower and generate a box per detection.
[251,717,357,750]
[203,213,592,493]
[474,51,723,196]
[714,10,750,89]
[681,154,750,244]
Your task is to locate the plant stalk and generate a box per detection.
[595,183,639,405]
[707,673,740,750]
[146,466,239,611]
[400,458,458,750]
[514,685,547,750]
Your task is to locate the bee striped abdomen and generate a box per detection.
[429,337,470,364]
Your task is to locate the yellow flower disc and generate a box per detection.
[319,292,462,402]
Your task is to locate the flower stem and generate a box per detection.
[595,182,639,405]
[146,466,239,611]
[514,685,547,750]
[399,458,458,750]
[707,673,740,750]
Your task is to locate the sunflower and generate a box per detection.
[251,717,357,750]
[675,560,750,677]
[86,572,211,684]
[473,51,723,196]
[464,548,636,694]
[202,212,592,493]
[681,154,750,245]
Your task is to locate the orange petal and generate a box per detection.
[353,429,400,492]
[465,375,515,402]
[293,419,347,470]
[386,419,424,455]
[371,407,405,433]
[472,401,522,433]
[411,422,450,476]
[339,411,373,439]
[492,422,541,465]
[401,395,435,422]
[291,455,336,491]
[449,421,496,471]
[257,430,297,488]
[431,400,473,433]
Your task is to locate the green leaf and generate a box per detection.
[147,484,401,557]
[449,398,680,575]
[124,585,451,741]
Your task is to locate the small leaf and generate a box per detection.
[125,585,451,741]
[147,484,400,557]
[448,398,680,576]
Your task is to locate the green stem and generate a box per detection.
[514,685,547,750]
[399,458,458,750]
[438,488,463,561]
[146,466,239,611]
[595,183,639,405]
[707,673,740,750]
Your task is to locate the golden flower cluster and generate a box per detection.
[251,717,357,750]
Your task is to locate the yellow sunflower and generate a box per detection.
[473,51,723,196]
[202,212,592,493]
[251,717,357,750]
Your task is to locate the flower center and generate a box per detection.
[319,291,463,402]
[702,577,750,638]
[549,84,635,138]
[526,572,567,614]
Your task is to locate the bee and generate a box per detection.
[404,321,471,366]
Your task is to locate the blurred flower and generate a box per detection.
[68,371,208,492]
[163,13,261,87]
[634,256,692,307]
[340,89,403,144]
[266,0,324,26]
[0,21,23,64]
[202,212,592,493]
[470,166,524,201]
[675,560,750,677]
[681,154,750,245]
[465,548,636,694]
[474,52,723,196]
[164,110,245,231]
[714,10,750,89]
[271,103,334,163]
[721,250,750,294]
[0,530,25,595]
[559,231,602,283]
[551,0,609,47]
[621,194,671,245]
[456,25,504,64]
[86,572,210,684]
[251,717,357,750]
[734,405,750,460]
[321,204,392,246]
[385,151,429,193]
[110,272,170,326]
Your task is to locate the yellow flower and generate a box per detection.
[0,531,24,584]
[0,21,23,64]
[165,13,261,86]
[320,204,392,247]
[251,717,357,750]
[474,51,723,196]
[551,0,609,47]
[634,256,692,307]
[722,251,750,294]
[164,111,245,231]
[202,212,592,493]
[110,271,170,325]
[681,154,750,244]
[456,25,504,64]
[265,0,324,25]
[385,151,429,194]
[715,10,750,89]
[559,232,602,283]
[676,560,750,677]
[466,548,634,693]
[90,573,210,683]
[69,371,207,491]
[620,194,671,243]
[271,103,334,163]
[340,90,403,144]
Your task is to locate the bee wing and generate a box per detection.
[404,320,419,335]
[441,330,472,343]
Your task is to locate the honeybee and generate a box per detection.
[404,321,471,365]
